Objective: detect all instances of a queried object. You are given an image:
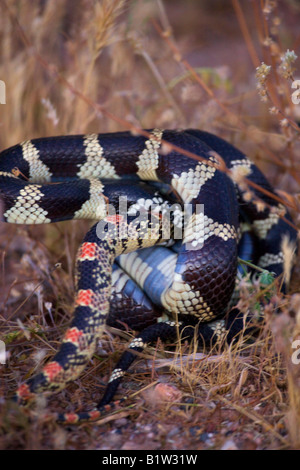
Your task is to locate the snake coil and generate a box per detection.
[0,129,297,423]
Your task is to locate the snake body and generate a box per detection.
[0,129,296,423]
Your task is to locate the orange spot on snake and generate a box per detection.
[63,327,84,344]
[76,289,94,306]
[64,413,79,424]
[78,242,97,260]
[17,383,32,400]
[106,214,124,225]
[43,362,63,381]
[89,410,101,420]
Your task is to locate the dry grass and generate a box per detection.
[0,0,300,450]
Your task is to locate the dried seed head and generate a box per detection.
[256,62,271,101]
[278,49,298,80]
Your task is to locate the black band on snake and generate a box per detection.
[0,129,297,424]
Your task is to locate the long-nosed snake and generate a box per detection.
[0,129,297,424]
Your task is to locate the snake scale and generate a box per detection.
[0,128,297,424]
